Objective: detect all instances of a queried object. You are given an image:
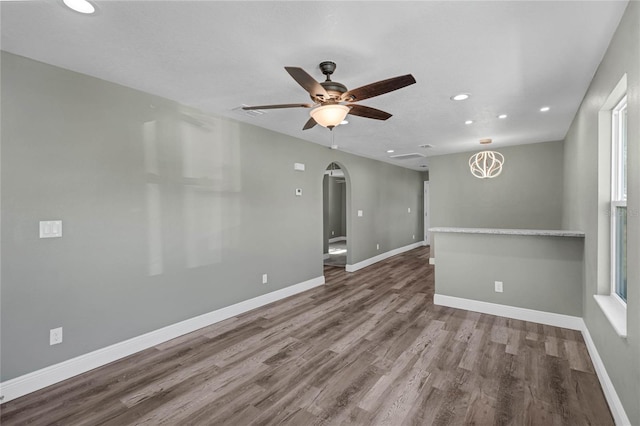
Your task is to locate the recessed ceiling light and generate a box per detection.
[540,106,550,112]
[386,149,395,153]
[465,120,473,125]
[450,93,470,101]
[63,0,96,14]
[498,114,508,119]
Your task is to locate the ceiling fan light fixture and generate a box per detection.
[63,0,95,14]
[310,104,350,129]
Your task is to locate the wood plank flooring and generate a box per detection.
[0,246,613,425]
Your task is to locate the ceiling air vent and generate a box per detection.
[233,105,266,117]
[389,153,426,160]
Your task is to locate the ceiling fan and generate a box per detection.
[242,61,416,130]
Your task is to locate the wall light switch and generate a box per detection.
[357,210,363,217]
[40,220,62,238]
[408,207,411,213]
[294,163,305,171]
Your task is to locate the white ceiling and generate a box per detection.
[0,0,628,170]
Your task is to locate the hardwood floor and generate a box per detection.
[0,246,613,425]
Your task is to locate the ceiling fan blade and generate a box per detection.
[302,117,317,130]
[347,104,392,120]
[341,74,416,102]
[242,103,313,110]
[285,67,330,99]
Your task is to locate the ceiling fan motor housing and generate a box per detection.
[319,81,347,100]
[317,61,347,101]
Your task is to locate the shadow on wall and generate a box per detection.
[143,107,242,276]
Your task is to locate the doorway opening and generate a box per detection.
[323,162,348,267]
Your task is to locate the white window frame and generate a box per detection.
[610,95,627,305]
[594,76,627,338]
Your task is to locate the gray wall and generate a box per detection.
[429,141,564,229]
[329,177,345,238]
[350,162,423,260]
[0,52,424,381]
[339,181,347,237]
[562,1,640,423]
[323,176,330,253]
[434,233,583,316]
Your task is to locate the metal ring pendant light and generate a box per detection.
[469,150,504,179]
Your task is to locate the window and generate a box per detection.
[611,95,627,303]
[594,77,627,337]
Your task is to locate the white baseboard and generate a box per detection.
[433,294,583,330]
[580,322,631,426]
[0,275,325,404]
[328,236,346,243]
[434,293,631,425]
[346,241,424,273]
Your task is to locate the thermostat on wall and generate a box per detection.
[295,188,302,196]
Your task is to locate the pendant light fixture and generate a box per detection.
[469,139,504,179]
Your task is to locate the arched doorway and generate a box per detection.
[322,162,350,268]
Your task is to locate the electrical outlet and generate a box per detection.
[495,281,503,293]
[412,235,415,239]
[376,243,379,250]
[408,207,411,213]
[332,231,335,236]
[262,274,268,284]
[50,327,63,345]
